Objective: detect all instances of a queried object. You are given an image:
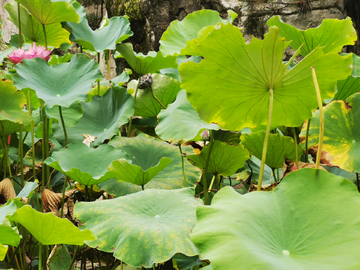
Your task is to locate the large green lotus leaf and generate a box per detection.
[117,43,177,76]
[179,24,352,130]
[130,74,181,117]
[0,80,31,126]
[241,131,303,169]
[186,141,249,176]
[66,17,132,52]
[267,16,357,56]
[60,87,134,146]
[75,188,201,268]
[15,0,79,25]
[109,157,172,187]
[191,168,360,269]
[100,135,199,196]
[0,202,20,247]
[5,2,70,47]
[45,143,128,186]
[13,54,103,109]
[159,9,227,56]
[0,244,7,261]
[156,90,219,142]
[9,205,94,245]
[334,54,360,101]
[300,93,360,172]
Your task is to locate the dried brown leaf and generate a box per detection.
[0,178,16,204]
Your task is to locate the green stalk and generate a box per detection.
[68,245,79,270]
[150,87,167,109]
[272,168,277,182]
[42,108,49,190]
[28,92,37,181]
[127,79,141,137]
[178,144,187,187]
[97,52,101,95]
[19,125,24,186]
[42,24,47,49]
[305,119,311,163]
[1,122,12,179]
[202,130,215,205]
[311,67,324,170]
[106,50,111,87]
[257,88,274,191]
[38,244,42,270]
[59,106,69,218]
[208,174,216,192]
[292,127,299,169]
[17,3,22,49]
[28,92,41,210]
[1,122,7,179]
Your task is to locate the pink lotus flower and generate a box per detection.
[8,42,51,64]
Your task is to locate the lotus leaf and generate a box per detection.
[59,87,134,145]
[0,244,7,261]
[45,143,128,186]
[267,16,356,56]
[16,180,38,198]
[109,157,172,187]
[66,17,132,52]
[156,90,219,142]
[0,80,31,126]
[191,169,360,269]
[9,205,95,245]
[300,93,360,172]
[159,9,227,56]
[186,141,249,176]
[75,188,201,268]
[13,54,103,108]
[130,74,181,117]
[100,135,199,196]
[117,43,177,76]
[179,24,352,130]
[241,131,303,169]
[0,201,20,247]
[15,0,79,25]
[334,54,360,101]
[5,2,71,47]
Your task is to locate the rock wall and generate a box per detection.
[111,0,351,53]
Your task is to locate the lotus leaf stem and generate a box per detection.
[178,144,187,187]
[38,244,42,270]
[272,168,277,182]
[17,3,21,49]
[42,24,47,49]
[19,124,24,186]
[1,122,12,179]
[257,88,274,191]
[311,67,324,170]
[292,127,299,170]
[202,130,215,205]
[150,86,167,109]
[356,173,359,192]
[59,106,69,217]
[127,79,141,137]
[305,119,311,163]
[208,174,216,192]
[68,245,79,270]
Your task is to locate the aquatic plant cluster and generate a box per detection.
[1,0,360,269]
